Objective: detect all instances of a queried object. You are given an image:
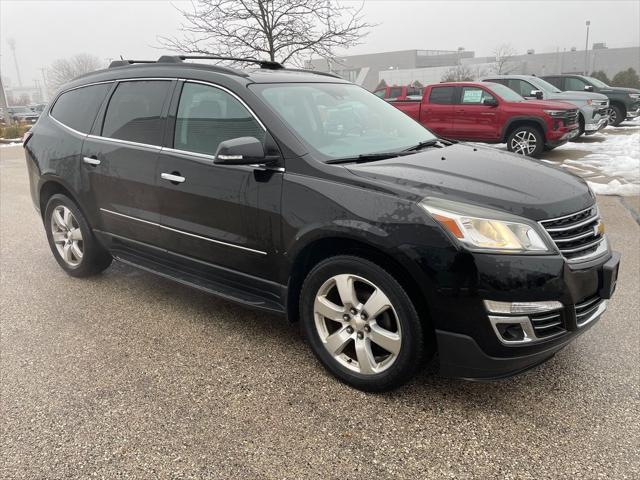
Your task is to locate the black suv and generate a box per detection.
[24,56,620,391]
[542,74,640,126]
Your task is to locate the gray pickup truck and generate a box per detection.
[483,74,609,136]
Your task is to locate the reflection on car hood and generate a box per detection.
[550,91,609,102]
[346,143,593,221]
[599,86,640,94]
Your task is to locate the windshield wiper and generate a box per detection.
[403,139,446,152]
[326,152,410,165]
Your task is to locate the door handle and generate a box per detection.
[161,172,186,184]
[83,156,101,166]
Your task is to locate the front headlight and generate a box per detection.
[420,198,552,253]
[543,109,567,117]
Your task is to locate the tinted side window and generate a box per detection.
[429,87,455,104]
[544,77,563,89]
[102,80,172,145]
[406,86,423,100]
[565,77,588,91]
[174,82,265,156]
[507,79,535,97]
[388,87,403,100]
[50,83,111,133]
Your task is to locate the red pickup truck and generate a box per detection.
[388,81,580,156]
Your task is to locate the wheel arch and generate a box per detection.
[286,235,434,341]
[38,177,84,223]
[501,117,546,142]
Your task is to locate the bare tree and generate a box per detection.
[491,44,518,75]
[441,64,474,82]
[159,0,372,66]
[46,54,103,92]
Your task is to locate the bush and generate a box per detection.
[610,68,640,89]
[0,123,31,140]
[590,70,610,85]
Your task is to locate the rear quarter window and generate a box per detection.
[428,86,455,104]
[50,83,112,133]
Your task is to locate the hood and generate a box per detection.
[346,144,593,221]
[599,86,640,94]
[549,91,609,102]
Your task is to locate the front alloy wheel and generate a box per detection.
[314,274,402,375]
[300,256,428,391]
[510,130,537,155]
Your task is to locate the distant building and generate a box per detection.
[306,49,475,90]
[308,45,640,90]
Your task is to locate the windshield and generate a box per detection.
[586,76,609,88]
[11,107,29,113]
[534,78,562,93]
[251,83,436,160]
[486,83,525,102]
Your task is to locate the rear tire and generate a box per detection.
[506,125,544,157]
[300,255,427,392]
[44,194,112,277]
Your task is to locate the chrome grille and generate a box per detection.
[540,206,605,261]
[564,109,579,126]
[529,311,565,338]
[575,295,605,327]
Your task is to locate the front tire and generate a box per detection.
[506,125,544,157]
[300,256,427,392]
[608,105,624,127]
[44,194,112,277]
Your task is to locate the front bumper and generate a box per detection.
[584,116,609,134]
[432,250,621,379]
[626,107,640,119]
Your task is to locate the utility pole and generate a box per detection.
[584,20,591,75]
[39,68,48,102]
[7,38,23,87]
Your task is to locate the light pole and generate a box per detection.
[584,20,591,75]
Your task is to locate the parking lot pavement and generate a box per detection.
[1,145,639,479]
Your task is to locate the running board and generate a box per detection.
[105,236,286,315]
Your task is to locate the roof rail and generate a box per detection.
[158,55,284,70]
[282,68,343,79]
[108,59,156,68]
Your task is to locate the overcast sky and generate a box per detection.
[1,0,639,87]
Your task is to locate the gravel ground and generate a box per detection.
[1,146,639,479]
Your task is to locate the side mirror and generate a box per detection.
[482,97,498,107]
[531,89,544,100]
[584,85,594,92]
[214,137,270,165]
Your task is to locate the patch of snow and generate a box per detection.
[0,142,21,148]
[588,180,640,196]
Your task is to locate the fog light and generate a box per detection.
[484,300,563,315]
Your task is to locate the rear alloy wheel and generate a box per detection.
[507,126,544,157]
[300,256,427,391]
[50,205,84,267]
[607,105,624,127]
[44,194,112,277]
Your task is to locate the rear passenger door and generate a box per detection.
[82,79,174,246]
[422,86,455,136]
[155,80,283,279]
